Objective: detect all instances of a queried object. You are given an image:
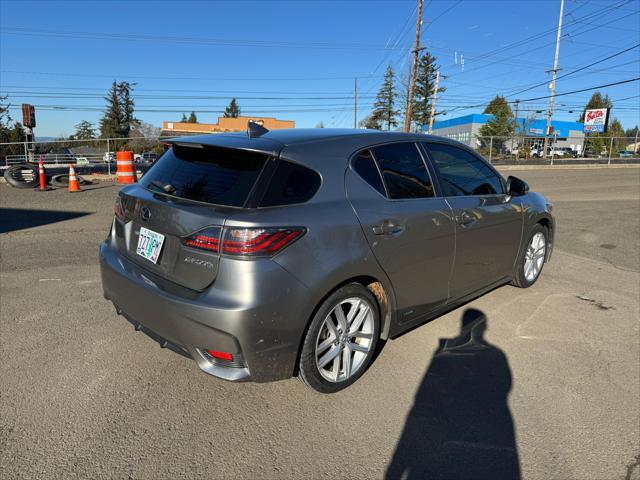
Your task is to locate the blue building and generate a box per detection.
[428,114,585,151]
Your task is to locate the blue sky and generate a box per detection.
[1,0,639,137]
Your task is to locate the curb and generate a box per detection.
[495,164,640,171]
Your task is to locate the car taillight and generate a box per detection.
[182,227,222,253]
[221,227,305,257]
[114,196,126,221]
[182,226,304,257]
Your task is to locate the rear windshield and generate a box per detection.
[140,145,268,206]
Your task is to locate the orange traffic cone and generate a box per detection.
[68,163,81,192]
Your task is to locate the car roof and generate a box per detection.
[165,128,453,157]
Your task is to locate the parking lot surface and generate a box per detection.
[1,168,639,479]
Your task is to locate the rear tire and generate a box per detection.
[511,224,548,288]
[298,283,380,393]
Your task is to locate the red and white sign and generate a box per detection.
[583,108,608,133]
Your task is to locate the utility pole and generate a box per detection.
[405,0,423,132]
[543,0,565,160]
[512,99,520,156]
[354,77,358,128]
[428,70,440,134]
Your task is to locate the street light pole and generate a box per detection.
[405,0,423,132]
[543,0,565,160]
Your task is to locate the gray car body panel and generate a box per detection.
[100,129,554,382]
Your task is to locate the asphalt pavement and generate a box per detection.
[1,168,639,479]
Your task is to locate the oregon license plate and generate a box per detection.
[136,227,165,264]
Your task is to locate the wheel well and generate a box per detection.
[537,218,553,261]
[537,218,551,232]
[291,275,393,377]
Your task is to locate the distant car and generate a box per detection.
[104,152,115,163]
[75,157,90,165]
[100,129,555,393]
[618,151,634,158]
[138,152,157,165]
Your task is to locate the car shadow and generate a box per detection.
[385,308,520,480]
[0,208,91,234]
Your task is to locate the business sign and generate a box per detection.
[583,108,608,133]
[529,128,544,135]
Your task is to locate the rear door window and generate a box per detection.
[352,149,386,196]
[423,142,504,196]
[371,142,434,199]
[140,145,268,206]
[259,160,321,207]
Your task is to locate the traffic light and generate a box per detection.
[22,104,36,128]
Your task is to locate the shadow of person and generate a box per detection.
[386,308,520,480]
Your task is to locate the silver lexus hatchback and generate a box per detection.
[100,127,554,393]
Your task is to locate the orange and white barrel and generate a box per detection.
[116,151,137,184]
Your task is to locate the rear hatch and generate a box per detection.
[114,143,274,291]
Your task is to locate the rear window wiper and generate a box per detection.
[149,180,176,195]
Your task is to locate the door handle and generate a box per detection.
[372,220,404,235]
[455,212,476,227]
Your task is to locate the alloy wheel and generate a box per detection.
[524,232,546,282]
[315,297,374,383]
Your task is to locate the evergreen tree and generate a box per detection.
[72,120,96,140]
[609,118,625,153]
[187,111,198,123]
[371,65,399,130]
[100,81,123,138]
[359,115,381,130]
[477,95,514,155]
[181,113,188,122]
[315,121,325,128]
[117,81,135,137]
[411,52,445,130]
[224,98,241,118]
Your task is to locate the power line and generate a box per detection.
[507,43,640,97]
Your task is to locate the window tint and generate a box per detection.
[423,143,504,196]
[141,145,267,206]
[371,143,434,199]
[352,150,386,196]
[260,160,321,207]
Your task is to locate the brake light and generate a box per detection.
[221,227,305,257]
[114,196,126,221]
[182,226,304,257]
[182,227,222,253]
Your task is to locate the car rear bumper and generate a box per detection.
[99,237,313,383]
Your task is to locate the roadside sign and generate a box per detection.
[583,108,608,133]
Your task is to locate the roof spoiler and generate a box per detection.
[247,121,269,138]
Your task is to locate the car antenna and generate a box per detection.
[247,121,269,138]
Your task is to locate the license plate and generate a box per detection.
[136,227,165,264]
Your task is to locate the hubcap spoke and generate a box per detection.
[349,342,368,353]
[334,305,348,332]
[348,306,369,335]
[342,347,352,378]
[318,345,341,368]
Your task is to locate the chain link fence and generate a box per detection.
[1,133,639,169]
[469,135,639,164]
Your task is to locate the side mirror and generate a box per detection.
[507,176,529,196]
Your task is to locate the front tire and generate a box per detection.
[298,283,380,393]
[511,224,548,288]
